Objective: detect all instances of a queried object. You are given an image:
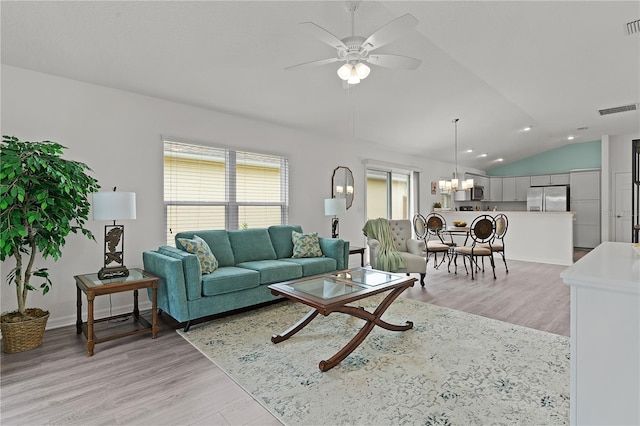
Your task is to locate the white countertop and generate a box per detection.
[561,241,640,294]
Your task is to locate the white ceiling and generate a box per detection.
[2,1,639,171]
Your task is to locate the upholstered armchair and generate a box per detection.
[365,219,426,286]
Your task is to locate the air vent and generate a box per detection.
[626,19,640,35]
[598,103,639,116]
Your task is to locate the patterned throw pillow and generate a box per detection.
[177,235,218,274]
[291,231,324,258]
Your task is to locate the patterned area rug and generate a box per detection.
[178,296,569,425]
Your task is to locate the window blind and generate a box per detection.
[164,140,288,246]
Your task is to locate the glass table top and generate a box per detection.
[281,268,405,300]
[81,268,149,286]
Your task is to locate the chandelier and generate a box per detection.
[439,118,473,193]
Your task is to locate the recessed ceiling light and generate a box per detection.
[567,135,575,140]
[465,149,473,153]
[479,153,488,158]
[496,158,504,162]
[522,126,532,132]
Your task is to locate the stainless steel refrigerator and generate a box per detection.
[527,186,569,211]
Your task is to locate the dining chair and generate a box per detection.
[481,213,509,273]
[419,213,451,269]
[452,214,496,280]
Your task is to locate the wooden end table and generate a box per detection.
[75,268,158,356]
[349,246,366,266]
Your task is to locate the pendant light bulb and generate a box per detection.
[347,67,361,85]
[337,63,352,81]
[355,62,370,79]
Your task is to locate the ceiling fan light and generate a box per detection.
[347,67,360,84]
[355,62,370,79]
[337,63,352,80]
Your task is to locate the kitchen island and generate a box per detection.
[439,211,574,265]
[561,242,639,425]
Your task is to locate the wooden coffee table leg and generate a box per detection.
[318,285,413,372]
[271,309,319,343]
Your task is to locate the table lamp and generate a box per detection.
[324,198,346,239]
[92,189,136,279]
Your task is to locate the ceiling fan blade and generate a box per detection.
[299,22,347,50]
[367,54,422,70]
[361,14,418,51]
[285,57,339,70]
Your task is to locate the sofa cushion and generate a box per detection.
[201,266,260,297]
[268,225,303,259]
[281,257,337,277]
[176,235,219,274]
[292,231,324,258]
[235,260,302,285]
[228,229,277,264]
[176,230,235,267]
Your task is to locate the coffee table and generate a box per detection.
[268,268,416,371]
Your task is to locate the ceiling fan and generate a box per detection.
[286,4,422,85]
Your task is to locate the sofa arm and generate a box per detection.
[142,251,191,323]
[366,237,381,269]
[406,238,426,256]
[319,238,349,270]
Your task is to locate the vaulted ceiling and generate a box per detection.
[2,1,639,170]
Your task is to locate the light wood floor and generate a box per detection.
[1,253,579,425]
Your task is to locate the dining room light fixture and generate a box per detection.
[439,118,473,193]
[337,61,370,85]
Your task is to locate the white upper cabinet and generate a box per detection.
[570,170,600,200]
[551,173,570,185]
[488,177,503,201]
[530,173,570,186]
[502,177,516,201]
[515,176,530,201]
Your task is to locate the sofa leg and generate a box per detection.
[183,321,192,332]
[420,273,425,287]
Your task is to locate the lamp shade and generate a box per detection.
[324,198,346,216]
[92,192,137,221]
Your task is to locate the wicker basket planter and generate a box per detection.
[1,309,50,353]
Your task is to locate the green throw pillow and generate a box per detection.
[291,231,323,258]
[177,235,218,274]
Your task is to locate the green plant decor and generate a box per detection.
[0,136,100,322]
[433,202,442,209]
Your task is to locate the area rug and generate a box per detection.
[177,296,569,425]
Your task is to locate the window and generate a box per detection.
[365,162,419,220]
[164,140,288,245]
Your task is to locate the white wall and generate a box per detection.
[1,65,460,328]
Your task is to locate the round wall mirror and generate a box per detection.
[331,166,354,210]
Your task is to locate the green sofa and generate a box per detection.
[142,225,349,331]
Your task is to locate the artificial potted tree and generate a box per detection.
[0,136,99,353]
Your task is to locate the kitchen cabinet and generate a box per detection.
[570,170,601,248]
[515,176,530,201]
[572,200,600,248]
[570,170,600,200]
[502,177,516,201]
[530,173,570,186]
[530,175,551,186]
[487,177,502,201]
[503,176,530,201]
[551,173,570,185]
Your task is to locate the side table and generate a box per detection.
[75,268,158,356]
[349,246,366,267]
